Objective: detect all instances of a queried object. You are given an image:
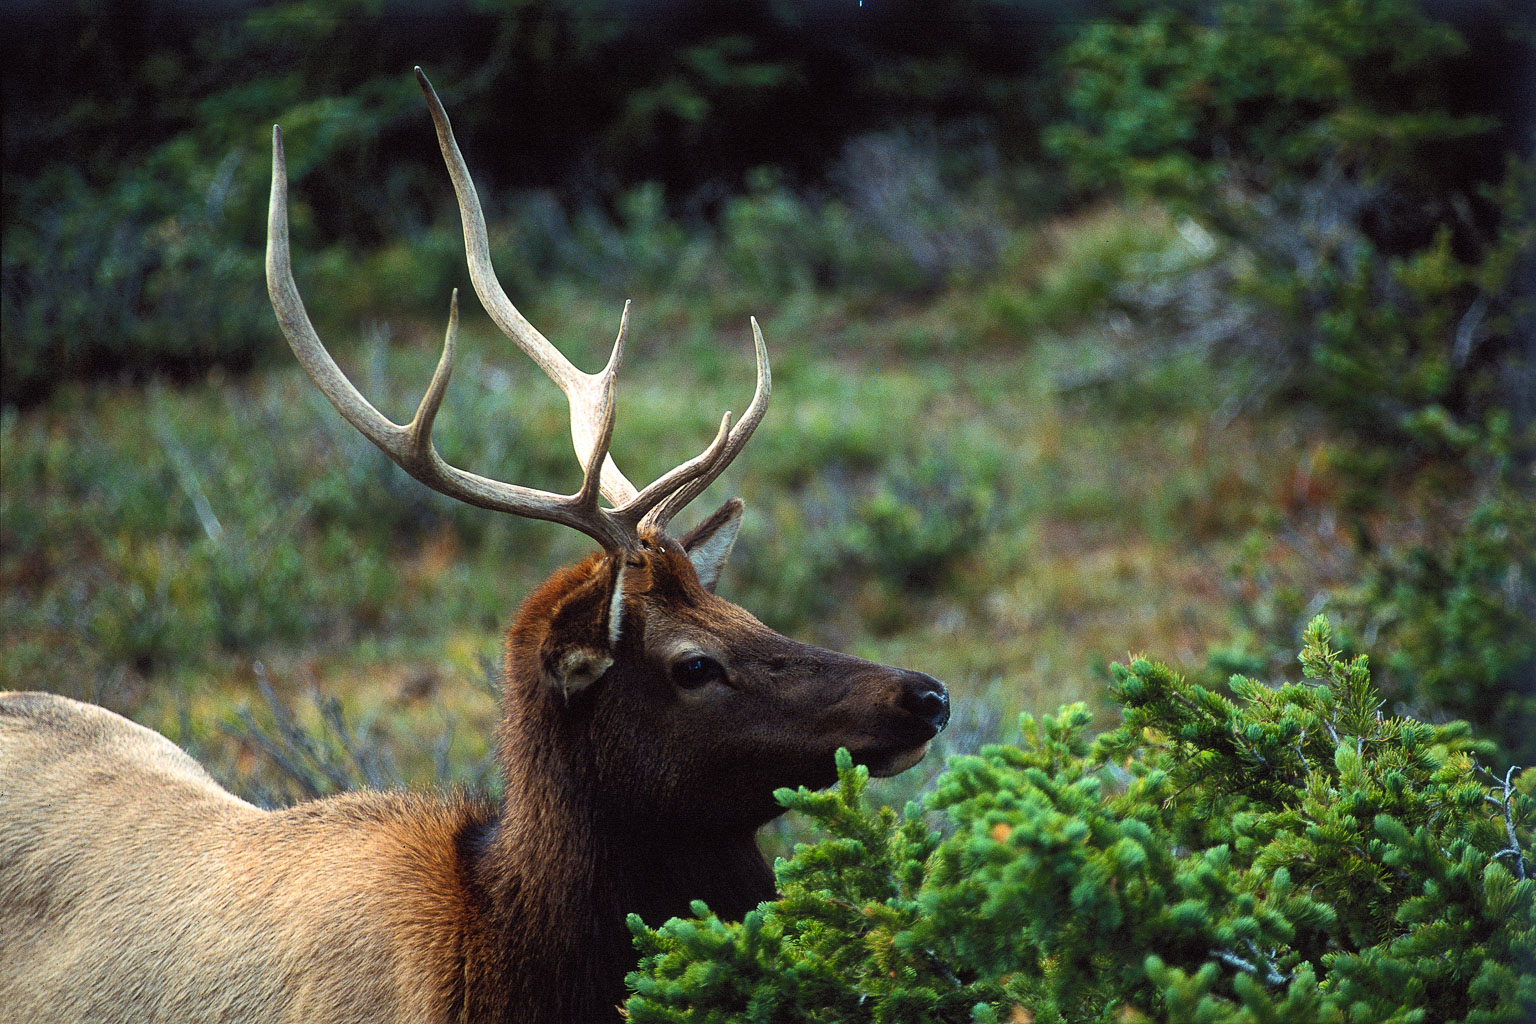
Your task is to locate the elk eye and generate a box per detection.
[672,655,725,690]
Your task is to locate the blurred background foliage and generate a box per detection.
[2,0,1533,802]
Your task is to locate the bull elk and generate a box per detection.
[0,69,949,1023]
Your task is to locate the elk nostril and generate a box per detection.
[918,689,950,731]
[900,672,950,732]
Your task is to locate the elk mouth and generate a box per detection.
[860,739,933,778]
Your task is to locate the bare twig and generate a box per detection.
[1210,945,1291,986]
[1478,764,1529,881]
[150,396,226,545]
[1452,293,1489,369]
[221,662,404,803]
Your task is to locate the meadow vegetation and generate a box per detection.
[0,195,1331,804]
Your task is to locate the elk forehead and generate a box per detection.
[630,538,766,633]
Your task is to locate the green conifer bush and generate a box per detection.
[625,617,1535,1023]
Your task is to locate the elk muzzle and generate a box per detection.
[861,670,949,778]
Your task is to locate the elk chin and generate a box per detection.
[860,739,932,779]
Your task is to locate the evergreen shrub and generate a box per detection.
[625,617,1535,1023]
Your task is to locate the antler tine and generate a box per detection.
[570,302,629,485]
[573,343,621,516]
[267,126,403,456]
[404,288,460,452]
[266,125,632,551]
[637,317,772,534]
[415,67,639,509]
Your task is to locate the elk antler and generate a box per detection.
[265,70,771,550]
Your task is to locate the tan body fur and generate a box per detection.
[1,692,479,1023]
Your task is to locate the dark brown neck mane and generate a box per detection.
[456,705,775,1023]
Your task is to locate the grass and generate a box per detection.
[0,200,1340,813]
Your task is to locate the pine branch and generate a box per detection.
[1478,764,1529,881]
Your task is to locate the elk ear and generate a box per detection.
[680,497,744,593]
[539,558,627,699]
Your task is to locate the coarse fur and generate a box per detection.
[0,503,948,1023]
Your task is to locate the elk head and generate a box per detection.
[501,504,950,834]
[266,68,949,839]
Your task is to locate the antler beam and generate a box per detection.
[264,69,772,550]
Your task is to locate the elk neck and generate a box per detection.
[451,559,774,1023]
